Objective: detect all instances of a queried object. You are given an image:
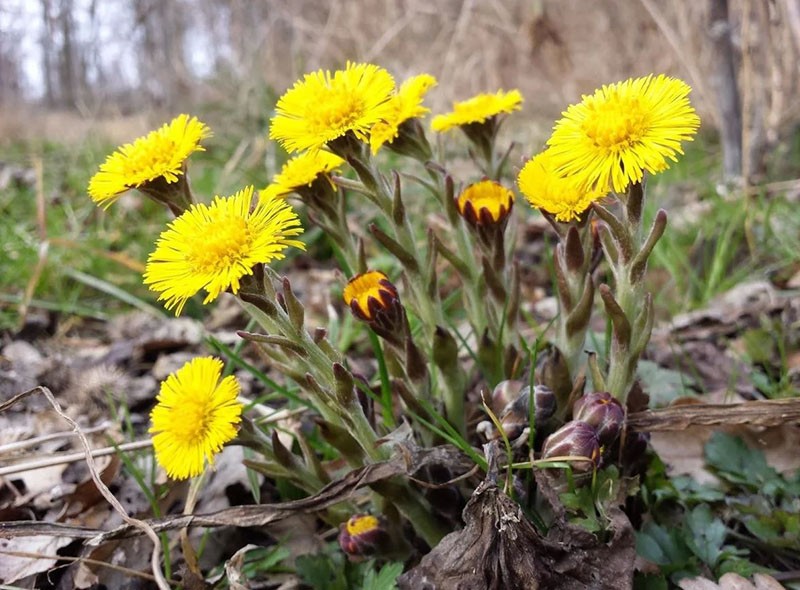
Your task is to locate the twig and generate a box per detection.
[0,440,153,478]
[0,549,178,586]
[0,421,112,454]
[627,398,800,431]
[20,387,170,590]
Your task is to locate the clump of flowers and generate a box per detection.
[86,64,701,585]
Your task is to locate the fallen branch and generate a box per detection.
[627,398,800,431]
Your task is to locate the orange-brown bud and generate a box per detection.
[343,271,406,346]
[338,514,390,559]
[456,179,514,227]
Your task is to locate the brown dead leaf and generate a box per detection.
[399,446,636,589]
[0,534,73,584]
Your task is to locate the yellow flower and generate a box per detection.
[456,179,514,225]
[144,186,305,315]
[369,73,437,154]
[88,114,211,208]
[343,270,399,321]
[431,89,523,132]
[260,151,346,201]
[546,74,701,193]
[517,150,608,222]
[269,62,395,154]
[149,356,242,480]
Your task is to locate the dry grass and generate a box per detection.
[2,0,799,152]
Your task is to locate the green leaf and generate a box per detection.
[671,476,726,504]
[296,553,348,590]
[684,504,726,567]
[362,561,403,590]
[704,433,778,489]
[635,522,693,567]
[636,360,696,408]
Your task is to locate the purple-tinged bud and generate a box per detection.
[338,514,390,560]
[490,380,525,414]
[541,421,600,473]
[531,385,556,424]
[496,385,556,440]
[573,391,624,446]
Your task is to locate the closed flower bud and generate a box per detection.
[343,271,406,346]
[490,379,525,414]
[573,391,624,446]
[541,420,600,473]
[338,514,390,559]
[456,179,514,227]
[497,384,556,441]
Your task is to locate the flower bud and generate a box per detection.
[496,384,556,440]
[490,379,525,414]
[572,391,624,446]
[338,514,390,559]
[541,420,600,473]
[456,179,514,227]
[343,271,406,346]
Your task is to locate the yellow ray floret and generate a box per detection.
[269,62,396,153]
[144,186,305,315]
[260,150,346,201]
[546,74,700,193]
[88,114,210,207]
[149,356,243,480]
[431,89,523,132]
[370,73,437,154]
[517,150,608,222]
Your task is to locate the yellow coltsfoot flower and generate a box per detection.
[269,62,396,154]
[88,114,210,209]
[144,186,305,315]
[546,74,700,193]
[431,89,523,133]
[517,149,608,222]
[260,150,346,202]
[149,356,243,480]
[369,73,437,156]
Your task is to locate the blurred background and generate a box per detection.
[1,0,799,182]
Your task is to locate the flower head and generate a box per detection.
[144,186,305,315]
[269,62,395,154]
[456,179,514,226]
[369,73,437,154]
[546,74,700,193]
[88,114,210,208]
[149,356,243,480]
[260,151,346,201]
[338,514,390,559]
[517,149,608,222]
[431,89,523,132]
[343,270,399,321]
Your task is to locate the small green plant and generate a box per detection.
[81,65,705,585]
